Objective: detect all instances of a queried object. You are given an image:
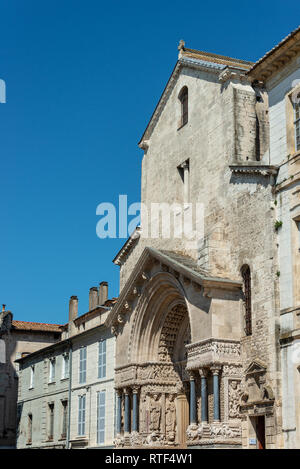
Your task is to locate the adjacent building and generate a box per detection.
[0,305,62,448]
[248,26,300,449]
[16,283,116,449]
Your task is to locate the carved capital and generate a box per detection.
[199,367,208,378]
[211,365,222,376]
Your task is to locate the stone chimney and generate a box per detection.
[98,282,108,306]
[69,296,78,323]
[89,287,98,311]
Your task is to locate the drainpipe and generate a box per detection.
[66,340,73,449]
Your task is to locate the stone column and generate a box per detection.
[124,388,131,434]
[132,387,139,432]
[211,366,222,422]
[199,368,208,423]
[189,373,197,425]
[116,389,122,434]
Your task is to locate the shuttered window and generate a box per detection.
[30,365,35,389]
[61,400,68,439]
[62,354,69,379]
[97,391,106,445]
[78,395,86,436]
[79,347,87,384]
[27,414,32,444]
[98,340,106,379]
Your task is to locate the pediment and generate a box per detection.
[139,47,252,149]
[106,246,242,333]
[245,359,267,376]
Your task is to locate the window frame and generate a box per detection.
[178,86,188,129]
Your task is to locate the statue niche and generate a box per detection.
[240,360,274,406]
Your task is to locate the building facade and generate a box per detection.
[0,305,62,448]
[16,283,116,449]
[248,26,300,449]
[108,33,300,450]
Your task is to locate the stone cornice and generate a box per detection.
[230,164,278,177]
[186,338,241,370]
[219,66,250,84]
[275,172,300,193]
[112,227,141,266]
[247,26,300,82]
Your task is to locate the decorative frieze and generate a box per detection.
[186,338,241,370]
[186,421,242,445]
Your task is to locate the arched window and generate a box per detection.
[241,265,252,336]
[178,86,188,127]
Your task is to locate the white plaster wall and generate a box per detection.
[17,326,115,449]
[70,328,115,447]
[267,55,300,449]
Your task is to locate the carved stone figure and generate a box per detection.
[165,394,176,442]
[186,423,199,441]
[210,422,241,439]
[228,380,242,419]
[130,431,142,447]
[149,394,161,432]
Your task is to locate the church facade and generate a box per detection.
[108,28,300,449]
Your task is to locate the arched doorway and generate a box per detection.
[136,301,191,447]
[115,272,192,448]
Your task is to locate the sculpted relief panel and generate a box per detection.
[158,304,188,362]
[228,380,242,419]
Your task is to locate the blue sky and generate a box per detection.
[0,0,299,324]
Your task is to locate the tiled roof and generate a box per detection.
[104,297,118,307]
[159,250,210,276]
[182,48,253,70]
[12,320,63,333]
[247,25,300,78]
